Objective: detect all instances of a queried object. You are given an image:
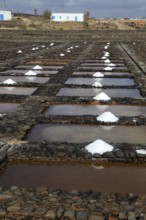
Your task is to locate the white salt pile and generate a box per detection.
[104,59,111,63]
[93,72,104,78]
[33,65,43,70]
[67,50,71,53]
[136,149,146,155]
[108,63,116,67]
[41,45,45,48]
[101,56,106,59]
[32,48,36,51]
[107,42,110,45]
[85,139,114,155]
[35,47,39,50]
[75,45,79,47]
[93,92,111,101]
[104,67,113,71]
[104,46,108,49]
[96,112,119,122]
[25,70,37,76]
[60,53,65,56]
[17,50,22,53]
[92,82,103,88]
[50,43,54,46]
[2,79,16,85]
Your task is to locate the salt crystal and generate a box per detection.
[33,65,43,70]
[96,112,119,122]
[104,67,113,71]
[17,50,22,53]
[2,79,16,85]
[25,70,37,76]
[136,149,146,155]
[93,72,104,78]
[92,82,103,88]
[93,92,111,101]
[85,139,114,155]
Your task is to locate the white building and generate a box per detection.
[0,10,12,21]
[51,13,84,22]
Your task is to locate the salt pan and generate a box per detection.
[93,92,111,101]
[96,112,119,122]
[85,139,114,155]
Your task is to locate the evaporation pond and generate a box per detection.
[73,71,130,76]
[27,124,146,144]
[65,78,135,86]
[1,163,146,193]
[1,70,58,75]
[80,63,126,67]
[0,103,19,112]
[46,104,146,117]
[0,87,37,95]
[15,65,63,70]
[77,66,127,70]
[57,88,141,98]
[0,76,49,84]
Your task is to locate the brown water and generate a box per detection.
[57,88,141,98]
[73,71,130,76]
[0,103,19,112]
[15,65,63,70]
[0,162,146,193]
[65,78,135,86]
[1,70,58,75]
[0,76,49,84]
[46,104,146,117]
[0,87,37,95]
[27,124,146,144]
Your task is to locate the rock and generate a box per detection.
[0,150,7,164]
[57,207,64,219]
[64,210,75,220]
[7,203,21,212]
[102,151,115,158]
[45,210,56,219]
[115,150,125,158]
[0,208,6,216]
[127,211,136,220]
[33,207,48,216]
[88,213,104,220]
[87,203,96,211]
[119,212,127,219]
[10,186,18,191]
[21,204,34,216]
[76,211,88,220]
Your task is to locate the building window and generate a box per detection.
[51,16,55,20]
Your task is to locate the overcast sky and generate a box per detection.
[1,0,146,18]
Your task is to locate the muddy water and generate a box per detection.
[65,78,135,86]
[57,88,141,98]
[0,76,49,84]
[1,70,58,75]
[0,103,19,112]
[46,104,146,117]
[27,124,146,144]
[1,162,146,193]
[0,87,37,95]
[73,71,130,76]
[15,65,63,70]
